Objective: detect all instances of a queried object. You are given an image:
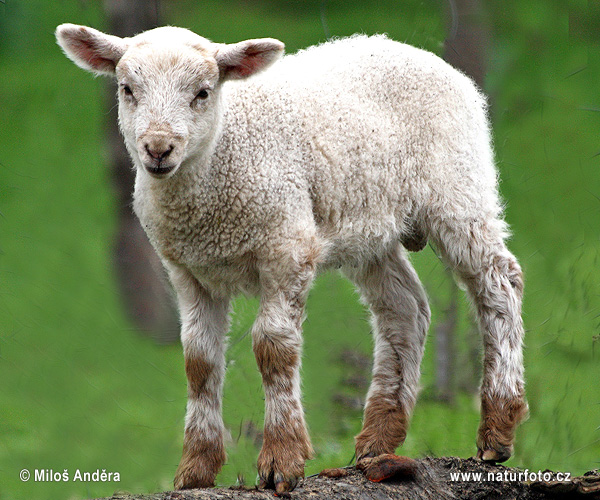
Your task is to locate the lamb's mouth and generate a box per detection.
[145,163,176,177]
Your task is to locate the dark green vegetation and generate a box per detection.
[1,1,598,499]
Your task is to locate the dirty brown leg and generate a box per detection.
[253,254,316,494]
[169,266,230,489]
[345,244,431,460]
[430,217,529,462]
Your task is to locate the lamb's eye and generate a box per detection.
[121,85,133,96]
[195,89,209,100]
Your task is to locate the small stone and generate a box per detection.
[318,468,350,479]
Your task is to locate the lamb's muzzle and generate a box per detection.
[138,131,184,177]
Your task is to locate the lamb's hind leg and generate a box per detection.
[430,215,529,462]
[345,244,431,460]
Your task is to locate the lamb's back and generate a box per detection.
[217,35,494,265]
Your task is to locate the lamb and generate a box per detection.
[55,24,528,493]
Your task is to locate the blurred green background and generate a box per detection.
[1,0,599,498]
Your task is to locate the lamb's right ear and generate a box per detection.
[215,38,284,81]
[55,24,127,76]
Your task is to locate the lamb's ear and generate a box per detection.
[55,24,128,76]
[215,38,284,80]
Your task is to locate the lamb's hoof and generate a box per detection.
[258,471,299,495]
[256,438,310,494]
[357,454,418,482]
[475,393,527,465]
[475,445,512,463]
[173,470,215,490]
[174,449,223,490]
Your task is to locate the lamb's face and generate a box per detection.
[116,32,222,178]
[56,24,284,179]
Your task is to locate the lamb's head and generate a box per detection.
[56,24,284,179]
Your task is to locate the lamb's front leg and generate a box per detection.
[252,257,316,494]
[169,266,230,490]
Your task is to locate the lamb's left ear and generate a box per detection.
[56,23,128,76]
[215,38,284,80]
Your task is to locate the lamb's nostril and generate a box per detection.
[145,144,174,161]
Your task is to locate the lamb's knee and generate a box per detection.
[416,295,431,337]
[366,261,430,344]
[496,254,524,297]
[253,332,301,386]
[184,355,220,396]
[474,253,524,315]
[394,282,431,339]
[404,293,430,343]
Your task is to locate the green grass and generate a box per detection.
[1,1,599,499]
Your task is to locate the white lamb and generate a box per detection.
[56,24,528,493]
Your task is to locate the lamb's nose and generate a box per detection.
[145,143,173,161]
